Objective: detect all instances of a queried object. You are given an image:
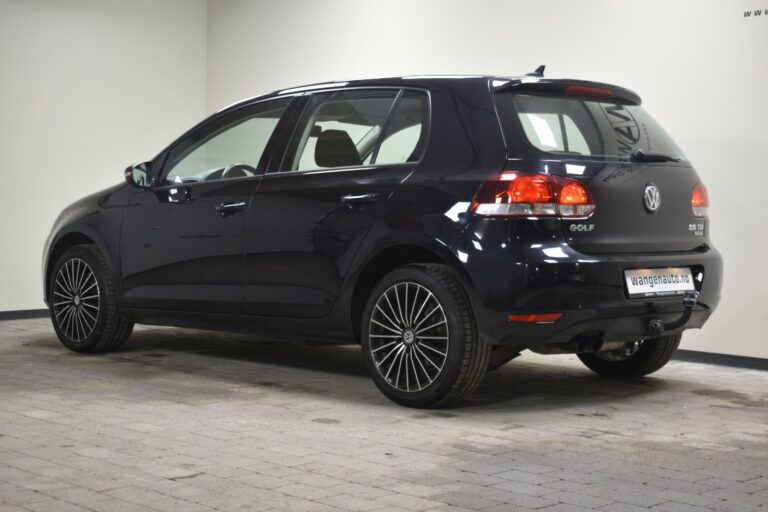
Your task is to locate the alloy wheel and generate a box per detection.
[52,258,100,343]
[368,282,449,392]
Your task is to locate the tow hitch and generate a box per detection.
[648,291,700,338]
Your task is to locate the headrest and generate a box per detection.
[314,129,362,168]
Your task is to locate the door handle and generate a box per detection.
[215,201,246,216]
[341,193,380,205]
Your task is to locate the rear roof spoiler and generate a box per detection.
[492,77,642,106]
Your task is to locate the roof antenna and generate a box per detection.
[526,65,545,77]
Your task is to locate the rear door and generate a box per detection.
[120,97,292,313]
[494,92,708,253]
[245,88,430,317]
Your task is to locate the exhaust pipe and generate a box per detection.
[595,341,630,352]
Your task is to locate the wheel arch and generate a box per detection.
[348,241,475,342]
[44,229,112,304]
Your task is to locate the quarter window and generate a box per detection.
[163,97,290,185]
[375,90,428,164]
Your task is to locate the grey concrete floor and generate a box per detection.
[0,318,767,512]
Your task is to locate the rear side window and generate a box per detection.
[495,93,686,162]
[285,89,428,172]
[289,90,398,171]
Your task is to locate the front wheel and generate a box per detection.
[361,264,490,408]
[49,244,133,353]
[577,334,681,379]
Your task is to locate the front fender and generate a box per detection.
[43,183,131,303]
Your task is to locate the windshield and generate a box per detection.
[494,93,686,162]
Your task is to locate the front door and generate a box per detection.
[120,97,293,314]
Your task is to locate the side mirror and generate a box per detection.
[125,162,152,188]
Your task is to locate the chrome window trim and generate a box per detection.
[260,162,418,181]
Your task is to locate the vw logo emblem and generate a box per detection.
[643,183,661,213]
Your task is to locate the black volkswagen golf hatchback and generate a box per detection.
[44,71,722,407]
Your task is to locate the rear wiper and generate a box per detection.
[630,149,681,163]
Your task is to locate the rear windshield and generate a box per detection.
[494,93,686,162]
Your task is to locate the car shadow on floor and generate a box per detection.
[87,327,676,411]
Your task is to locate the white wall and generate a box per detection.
[0,0,207,311]
[1,0,765,359]
[207,0,768,358]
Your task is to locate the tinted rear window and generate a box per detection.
[494,93,686,162]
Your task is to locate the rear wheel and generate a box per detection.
[361,264,490,408]
[577,334,681,379]
[49,244,133,353]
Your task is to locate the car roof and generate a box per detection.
[217,74,641,113]
[216,75,494,113]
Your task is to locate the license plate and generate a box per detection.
[624,267,695,298]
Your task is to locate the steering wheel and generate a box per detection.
[221,163,257,180]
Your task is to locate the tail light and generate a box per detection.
[691,182,709,218]
[470,172,596,218]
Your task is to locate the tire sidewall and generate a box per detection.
[361,266,470,407]
[49,245,109,352]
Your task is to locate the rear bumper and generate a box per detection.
[453,219,722,347]
[480,303,712,348]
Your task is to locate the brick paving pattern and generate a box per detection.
[0,318,766,511]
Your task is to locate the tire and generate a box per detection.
[361,264,490,408]
[49,244,133,353]
[577,334,682,379]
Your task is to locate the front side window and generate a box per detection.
[162,97,290,185]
